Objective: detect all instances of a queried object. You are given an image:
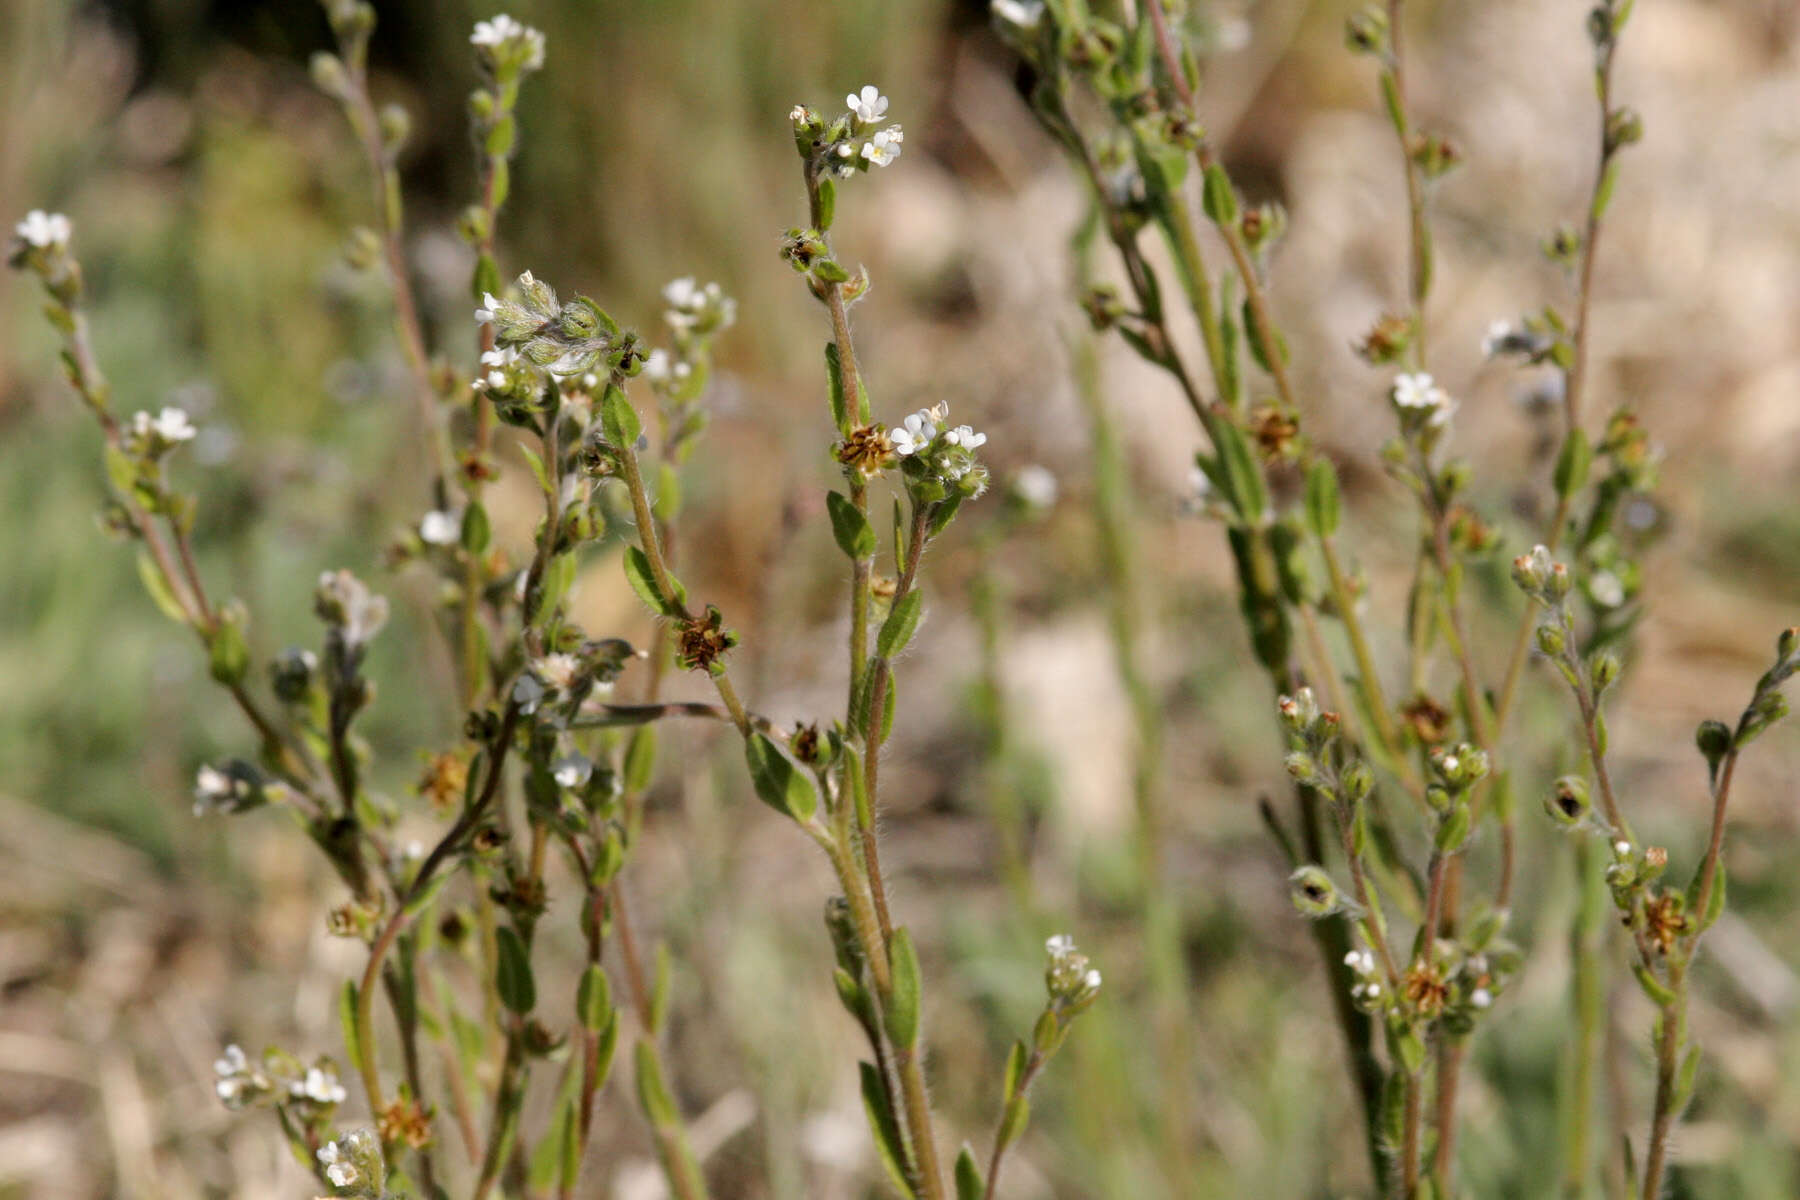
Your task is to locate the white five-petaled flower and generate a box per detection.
[194,764,248,816]
[1046,933,1075,957]
[861,127,903,168]
[133,406,198,444]
[1470,987,1493,1009]
[14,209,72,250]
[212,1044,248,1102]
[847,85,889,125]
[1614,840,1632,857]
[1344,948,1376,976]
[292,1066,347,1105]
[318,1140,358,1188]
[474,291,502,325]
[1083,967,1102,990]
[477,346,521,389]
[941,423,985,449]
[1391,371,1454,427]
[419,510,460,546]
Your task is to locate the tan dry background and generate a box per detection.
[1,0,1798,1196]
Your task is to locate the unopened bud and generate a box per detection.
[1342,760,1375,804]
[1535,621,1566,658]
[1545,775,1590,827]
[1289,865,1342,918]
[1590,650,1621,692]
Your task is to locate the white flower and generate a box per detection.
[1470,987,1493,1010]
[1046,934,1075,957]
[1589,570,1625,608]
[1013,465,1058,508]
[292,1066,347,1105]
[419,510,460,546]
[1614,840,1632,857]
[992,0,1045,28]
[1083,967,1102,991]
[861,127,903,168]
[789,104,808,123]
[1344,948,1376,975]
[1391,372,1455,427]
[319,1140,358,1188]
[14,209,72,250]
[552,755,592,790]
[534,652,581,692]
[133,406,198,444]
[890,409,937,456]
[194,765,246,816]
[471,14,546,70]
[1481,319,1514,359]
[942,423,986,449]
[847,85,889,125]
[474,291,502,324]
[214,1044,247,1077]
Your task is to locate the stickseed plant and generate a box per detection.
[12,1,1796,1197]
[989,0,1793,1195]
[10,6,1099,1199]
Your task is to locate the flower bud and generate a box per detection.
[1589,649,1621,692]
[310,52,349,100]
[379,103,411,153]
[1289,865,1342,918]
[1283,750,1319,785]
[1535,620,1566,658]
[1345,6,1388,53]
[1341,760,1375,804]
[1545,775,1590,827]
[1604,107,1643,154]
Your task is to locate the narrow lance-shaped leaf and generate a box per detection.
[878,590,924,660]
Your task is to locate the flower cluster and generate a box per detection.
[477,269,639,380]
[1044,934,1103,1015]
[890,403,990,500]
[317,1128,383,1195]
[213,1044,347,1112]
[1344,946,1384,1009]
[470,13,546,76]
[789,86,905,179]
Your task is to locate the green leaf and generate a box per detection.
[1632,960,1677,1008]
[878,590,924,660]
[1670,1044,1701,1114]
[338,980,364,1077]
[623,727,657,794]
[473,252,502,302]
[817,176,837,230]
[827,491,876,559]
[744,733,819,823]
[518,442,555,497]
[1242,297,1287,373]
[577,964,612,1032]
[1003,1039,1028,1103]
[1212,421,1269,524]
[496,925,536,1014]
[859,1061,916,1199]
[814,257,850,284]
[997,1093,1030,1149]
[648,942,671,1037]
[600,384,641,448]
[1435,803,1472,852]
[1553,429,1592,500]
[825,343,848,429]
[1305,458,1342,537]
[1200,163,1238,226]
[105,444,139,495]
[884,927,922,1048]
[461,502,492,554]
[633,1038,677,1127]
[955,1145,984,1200]
[623,545,680,617]
[135,551,189,624]
[1592,158,1620,221]
[402,868,454,919]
